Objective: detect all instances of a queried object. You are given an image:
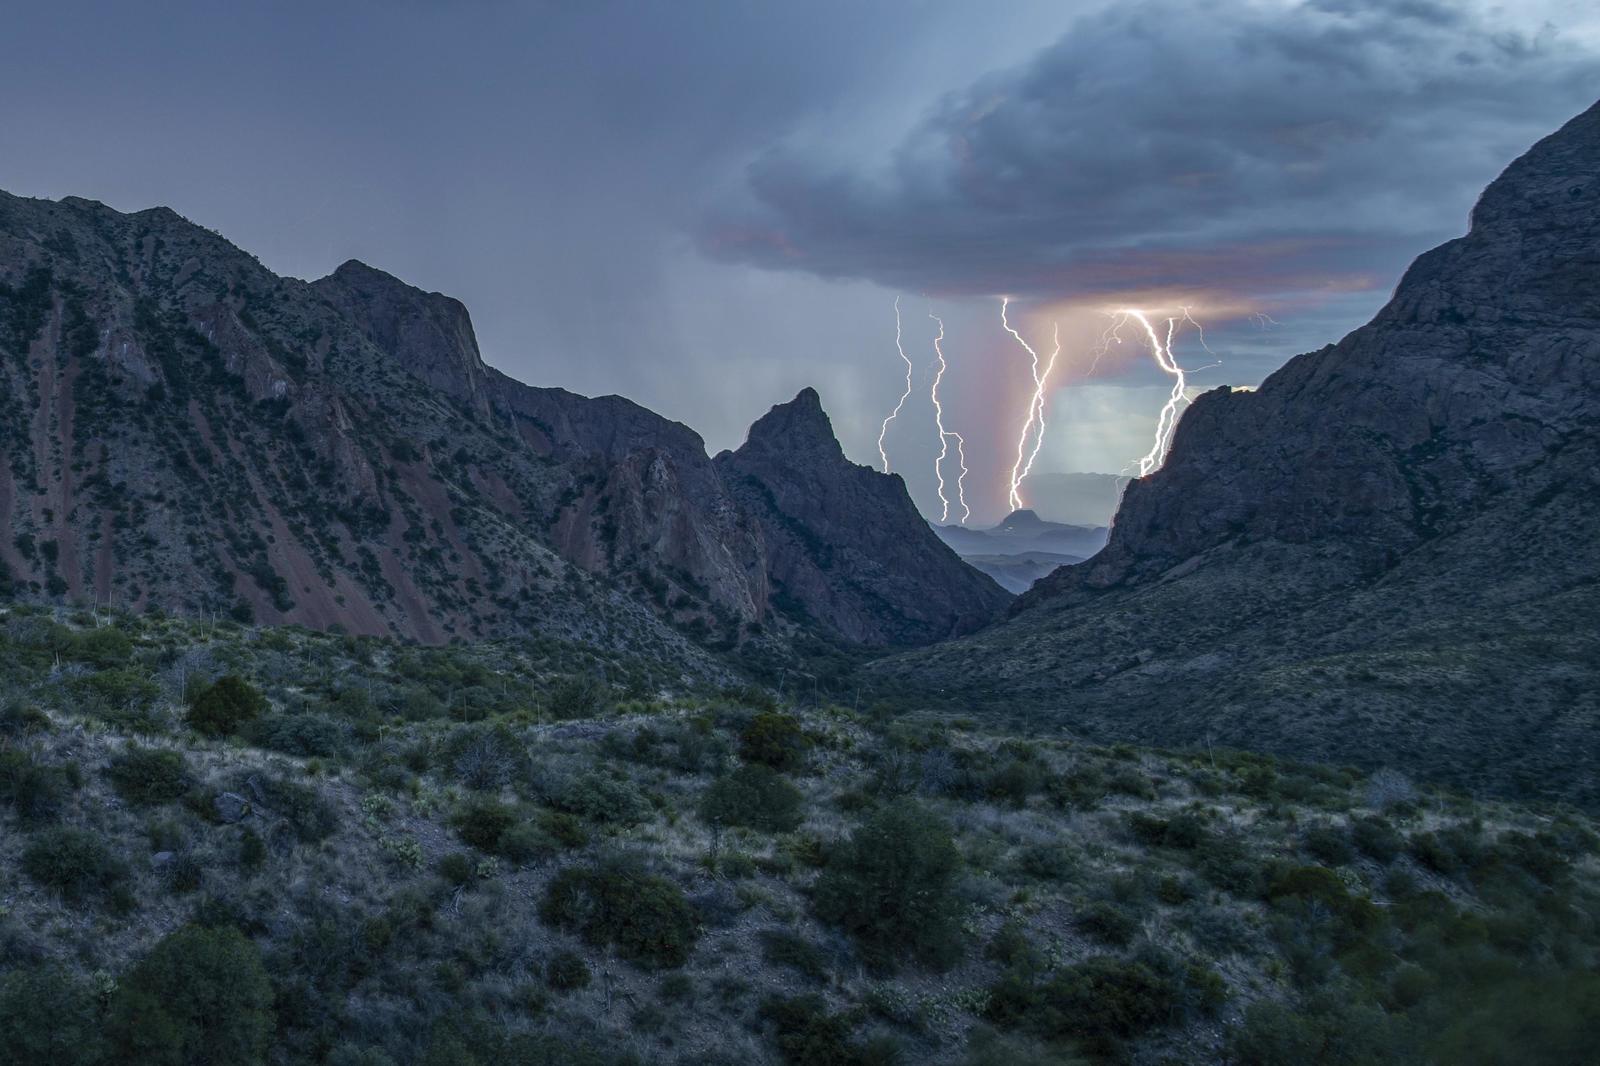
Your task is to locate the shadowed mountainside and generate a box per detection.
[872,98,1600,806]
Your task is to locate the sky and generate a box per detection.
[3,0,1598,525]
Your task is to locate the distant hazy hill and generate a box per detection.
[875,98,1600,807]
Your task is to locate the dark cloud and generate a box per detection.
[702,0,1600,302]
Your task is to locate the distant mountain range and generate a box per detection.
[876,98,1600,807]
[932,510,1108,593]
[0,193,1006,653]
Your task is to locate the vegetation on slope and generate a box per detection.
[0,604,1597,1064]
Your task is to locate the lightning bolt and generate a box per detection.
[1112,307,1215,478]
[1002,298,1062,513]
[927,313,970,524]
[876,295,914,473]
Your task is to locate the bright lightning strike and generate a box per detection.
[876,295,914,473]
[927,313,970,524]
[1002,298,1062,513]
[1108,307,1213,478]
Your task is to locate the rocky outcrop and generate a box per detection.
[716,389,1011,646]
[873,99,1600,806]
[313,260,768,623]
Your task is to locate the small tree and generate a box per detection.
[700,764,804,833]
[739,711,810,772]
[108,925,274,1066]
[813,800,964,970]
[186,675,267,737]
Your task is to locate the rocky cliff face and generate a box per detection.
[312,260,770,626]
[873,99,1600,805]
[716,389,1011,646]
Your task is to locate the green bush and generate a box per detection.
[68,626,133,667]
[247,712,350,758]
[813,800,964,971]
[454,796,518,852]
[1076,900,1140,946]
[739,711,810,771]
[545,949,592,991]
[545,675,612,720]
[1350,816,1403,863]
[539,856,698,968]
[21,827,129,905]
[759,928,831,983]
[701,764,804,833]
[0,748,71,824]
[104,745,190,805]
[759,994,899,1066]
[108,925,274,1065]
[0,964,107,1066]
[986,956,1195,1054]
[252,775,337,841]
[1303,825,1355,866]
[186,675,267,737]
[1266,866,1380,933]
[548,770,651,825]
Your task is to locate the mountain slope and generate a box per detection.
[715,389,1011,645]
[872,98,1600,806]
[0,190,1004,656]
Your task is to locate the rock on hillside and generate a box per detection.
[716,389,1011,646]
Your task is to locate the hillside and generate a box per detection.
[2,604,1596,1065]
[871,99,1600,808]
[0,193,1002,654]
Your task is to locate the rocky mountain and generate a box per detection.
[872,99,1600,806]
[715,390,1011,645]
[0,192,999,653]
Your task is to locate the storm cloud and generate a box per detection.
[703,0,1600,303]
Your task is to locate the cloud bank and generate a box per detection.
[702,0,1600,304]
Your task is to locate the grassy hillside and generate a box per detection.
[1,605,1597,1065]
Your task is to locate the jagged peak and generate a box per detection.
[739,387,844,461]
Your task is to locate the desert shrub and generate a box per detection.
[248,712,350,759]
[104,745,190,805]
[986,956,1188,1053]
[68,626,133,667]
[1303,825,1355,866]
[1409,827,1485,876]
[1426,970,1600,1065]
[0,747,72,824]
[813,800,964,971]
[186,675,267,737]
[1266,866,1380,934]
[0,964,107,1066]
[1076,900,1140,946]
[1365,768,1415,811]
[108,925,274,1065]
[539,855,698,968]
[759,928,831,983]
[1015,841,1074,881]
[71,668,162,730]
[1230,994,1410,1065]
[545,949,592,991]
[701,764,804,833]
[984,751,1048,807]
[444,723,528,790]
[252,775,337,842]
[1350,816,1403,864]
[759,994,899,1066]
[1127,810,1207,850]
[959,1028,1079,1066]
[21,827,129,905]
[0,700,50,735]
[239,827,267,871]
[547,769,651,825]
[739,711,810,771]
[454,796,518,852]
[438,852,477,886]
[545,675,611,720]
